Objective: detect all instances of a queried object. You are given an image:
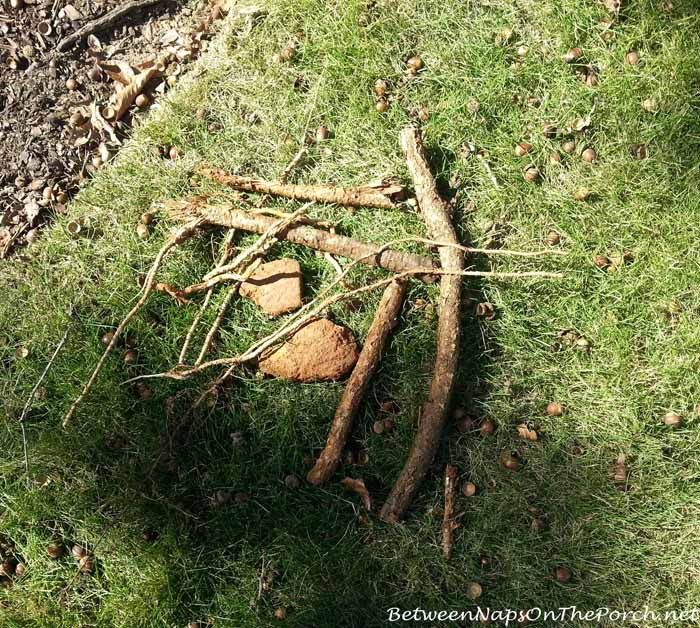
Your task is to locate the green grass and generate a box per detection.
[2,0,700,626]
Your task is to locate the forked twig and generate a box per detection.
[61,219,203,427]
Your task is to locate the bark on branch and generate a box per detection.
[380,127,465,523]
[163,200,438,281]
[307,280,407,486]
[198,167,405,210]
[442,464,459,560]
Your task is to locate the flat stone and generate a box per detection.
[258,318,360,382]
[240,258,303,316]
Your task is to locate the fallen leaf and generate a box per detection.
[159,29,181,45]
[99,60,136,85]
[340,478,372,511]
[112,67,161,120]
[62,4,83,20]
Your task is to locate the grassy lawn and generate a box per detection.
[2,0,700,626]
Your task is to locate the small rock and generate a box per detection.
[259,318,359,382]
[240,259,303,316]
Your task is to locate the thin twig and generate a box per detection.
[179,229,236,364]
[62,219,203,427]
[20,328,70,423]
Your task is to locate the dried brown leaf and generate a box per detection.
[99,60,136,85]
[113,67,161,121]
[340,477,372,511]
[516,423,538,441]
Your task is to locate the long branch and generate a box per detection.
[380,127,464,523]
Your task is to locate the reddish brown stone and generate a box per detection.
[258,319,359,382]
[240,259,303,316]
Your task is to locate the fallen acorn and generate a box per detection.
[47,542,64,559]
[500,449,521,471]
[407,55,424,71]
[514,142,532,157]
[122,349,138,365]
[135,94,150,109]
[71,545,87,560]
[78,555,95,573]
[480,419,495,436]
[141,212,155,225]
[465,581,483,600]
[14,563,26,577]
[65,78,78,91]
[462,481,477,497]
[168,146,180,160]
[625,50,640,65]
[284,474,300,489]
[516,423,538,441]
[594,254,611,270]
[101,331,115,346]
[581,147,597,162]
[373,79,388,96]
[572,188,592,201]
[383,419,395,433]
[523,167,540,183]
[546,230,561,246]
[530,517,546,532]
[554,565,572,583]
[564,47,583,63]
[662,412,681,428]
[546,401,563,416]
[372,419,385,434]
[315,125,330,142]
[375,99,389,113]
[562,140,576,154]
[381,399,400,413]
[274,607,287,620]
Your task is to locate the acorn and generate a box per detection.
[572,188,591,201]
[136,223,150,239]
[375,99,389,113]
[462,481,477,497]
[71,545,87,560]
[465,581,483,600]
[514,142,532,157]
[523,167,540,183]
[373,79,388,96]
[516,45,529,57]
[168,146,180,160]
[381,399,400,413]
[662,412,681,428]
[542,123,558,138]
[69,111,86,127]
[47,542,64,559]
[480,419,495,436]
[101,331,115,346]
[562,140,576,154]
[581,147,596,162]
[407,55,424,71]
[554,566,572,583]
[274,607,287,620]
[141,212,154,225]
[383,419,395,433]
[546,230,561,246]
[357,450,370,465]
[530,517,546,532]
[280,46,296,61]
[564,47,582,63]
[372,420,385,435]
[315,125,330,142]
[625,50,640,65]
[0,558,17,577]
[284,474,300,489]
[594,254,611,269]
[122,349,138,365]
[65,78,78,91]
[135,94,150,108]
[546,401,563,416]
[78,555,95,573]
[500,449,520,471]
[14,563,26,577]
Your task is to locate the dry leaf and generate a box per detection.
[99,60,136,85]
[113,67,161,120]
[62,4,83,20]
[340,478,372,511]
[160,29,181,45]
[516,423,538,441]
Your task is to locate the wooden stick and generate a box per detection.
[380,127,465,523]
[61,220,203,427]
[307,280,407,486]
[57,0,165,52]
[163,200,438,281]
[442,465,459,560]
[199,167,405,210]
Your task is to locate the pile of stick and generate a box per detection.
[61,126,563,526]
